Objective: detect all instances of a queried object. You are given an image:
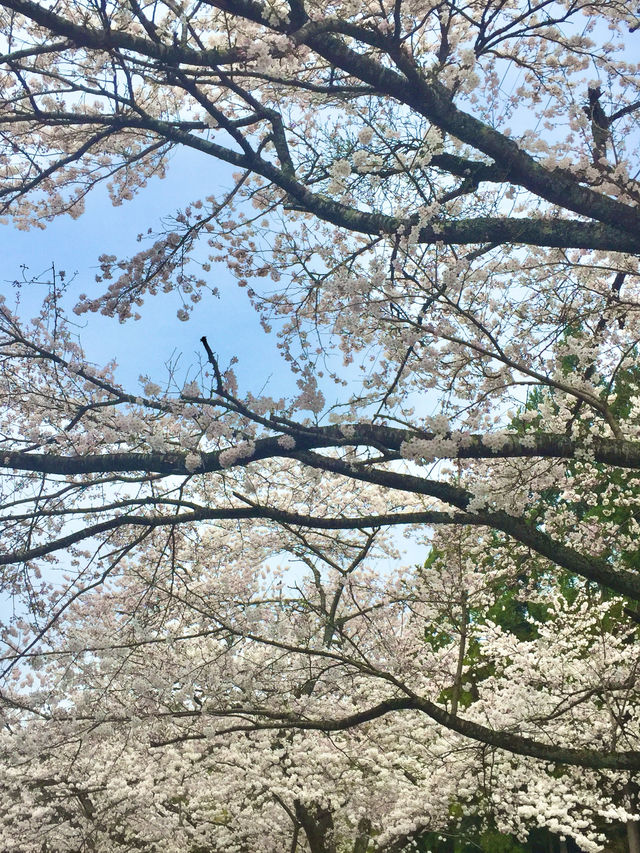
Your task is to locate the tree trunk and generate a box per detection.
[294,801,337,853]
[627,821,640,853]
[352,817,372,853]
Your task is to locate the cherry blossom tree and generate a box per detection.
[1,520,638,852]
[1,0,640,848]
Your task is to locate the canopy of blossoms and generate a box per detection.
[0,0,639,849]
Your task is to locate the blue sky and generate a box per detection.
[0,148,297,399]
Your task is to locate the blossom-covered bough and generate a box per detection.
[1,0,640,849]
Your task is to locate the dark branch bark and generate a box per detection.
[4,427,640,598]
[211,696,640,771]
[0,0,243,66]
[3,428,640,477]
[2,0,640,253]
[199,0,640,234]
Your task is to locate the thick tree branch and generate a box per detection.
[213,695,640,771]
[3,428,640,477]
